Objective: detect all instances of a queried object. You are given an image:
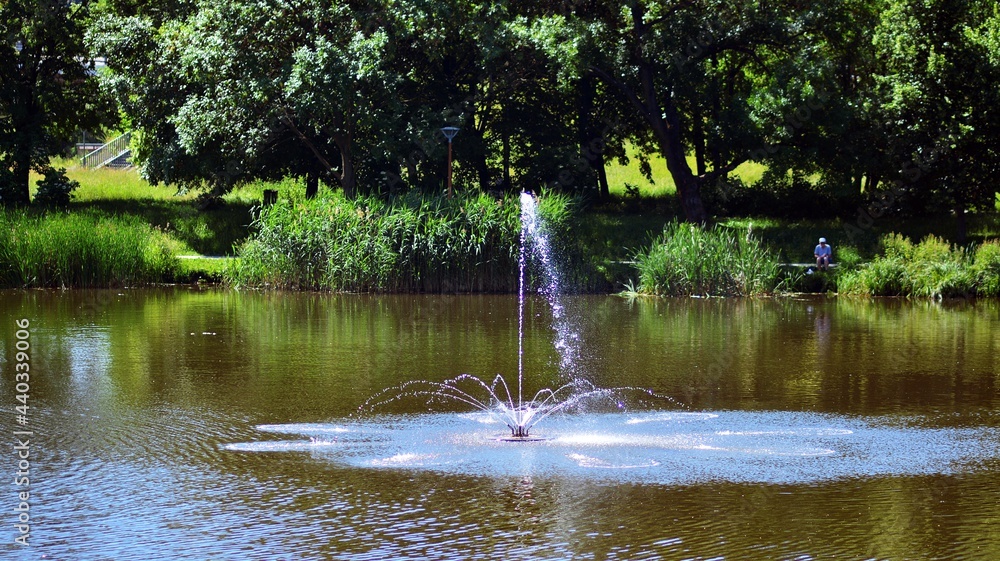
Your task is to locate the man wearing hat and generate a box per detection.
[814,237,832,271]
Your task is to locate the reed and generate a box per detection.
[227,192,583,292]
[838,234,1000,298]
[631,222,781,296]
[0,210,180,288]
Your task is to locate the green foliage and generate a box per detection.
[32,167,80,207]
[228,192,583,292]
[971,240,1000,296]
[632,222,781,296]
[1,0,111,205]
[868,0,1000,217]
[838,233,1000,298]
[85,0,1000,224]
[0,210,179,288]
[836,245,864,270]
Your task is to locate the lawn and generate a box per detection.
[29,159,307,257]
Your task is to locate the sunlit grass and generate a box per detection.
[0,209,180,288]
[605,145,675,197]
[604,144,767,198]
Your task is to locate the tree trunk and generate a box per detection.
[333,133,356,199]
[578,74,610,200]
[340,145,356,199]
[955,202,967,244]
[693,105,707,176]
[640,65,708,223]
[10,155,32,206]
[595,152,610,200]
[305,173,318,199]
[621,5,708,223]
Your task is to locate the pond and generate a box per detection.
[1,288,998,559]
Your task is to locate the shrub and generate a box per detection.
[32,167,79,207]
[971,240,1000,297]
[835,245,863,270]
[839,233,996,298]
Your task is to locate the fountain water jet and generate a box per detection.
[356,191,660,440]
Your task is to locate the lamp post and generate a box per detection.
[441,126,460,198]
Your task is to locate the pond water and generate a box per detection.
[1,289,999,560]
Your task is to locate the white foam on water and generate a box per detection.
[223,440,340,452]
[370,453,440,467]
[567,453,660,469]
[222,410,1000,484]
[626,412,720,424]
[257,423,351,435]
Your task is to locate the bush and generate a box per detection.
[838,233,997,298]
[632,222,781,296]
[971,240,1000,297]
[32,167,79,207]
[835,245,863,270]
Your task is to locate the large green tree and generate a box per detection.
[568,0,823,222]
[91,0,401,198]
[870,0,1000,239]
[1,0,108,205]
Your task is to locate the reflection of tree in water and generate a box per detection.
[809,304,831,350]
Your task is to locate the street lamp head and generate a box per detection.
[440,126,460,141]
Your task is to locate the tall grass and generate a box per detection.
[0,210,180,288]
[227,191,584,292]
[838,234,1000,298]
[631,222,782,296]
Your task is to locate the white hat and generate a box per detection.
[819,237,827,243]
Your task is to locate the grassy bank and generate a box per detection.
[13,159,1000,296]
[0,210,179,288]
[29,159,291,256]
[227,192,595,292]
[838,234,1000,298]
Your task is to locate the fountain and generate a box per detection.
[358,191,650,440]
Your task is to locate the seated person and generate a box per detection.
[814,237,832,271]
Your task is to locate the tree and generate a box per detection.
[90,0,400,198]
[1,0,109,205]
[565,0,834,222]
[870,0,1000,240]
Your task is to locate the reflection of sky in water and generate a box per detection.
[223,410,1000,485]
[66,327,114,401]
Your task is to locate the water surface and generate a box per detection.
[1,289,998,559]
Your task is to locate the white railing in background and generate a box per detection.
[80,132,132,168]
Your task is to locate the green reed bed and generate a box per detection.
[227,192,581,292]
[0,210,180,288]
[838,234,1000,298]
[631,222,782,296]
